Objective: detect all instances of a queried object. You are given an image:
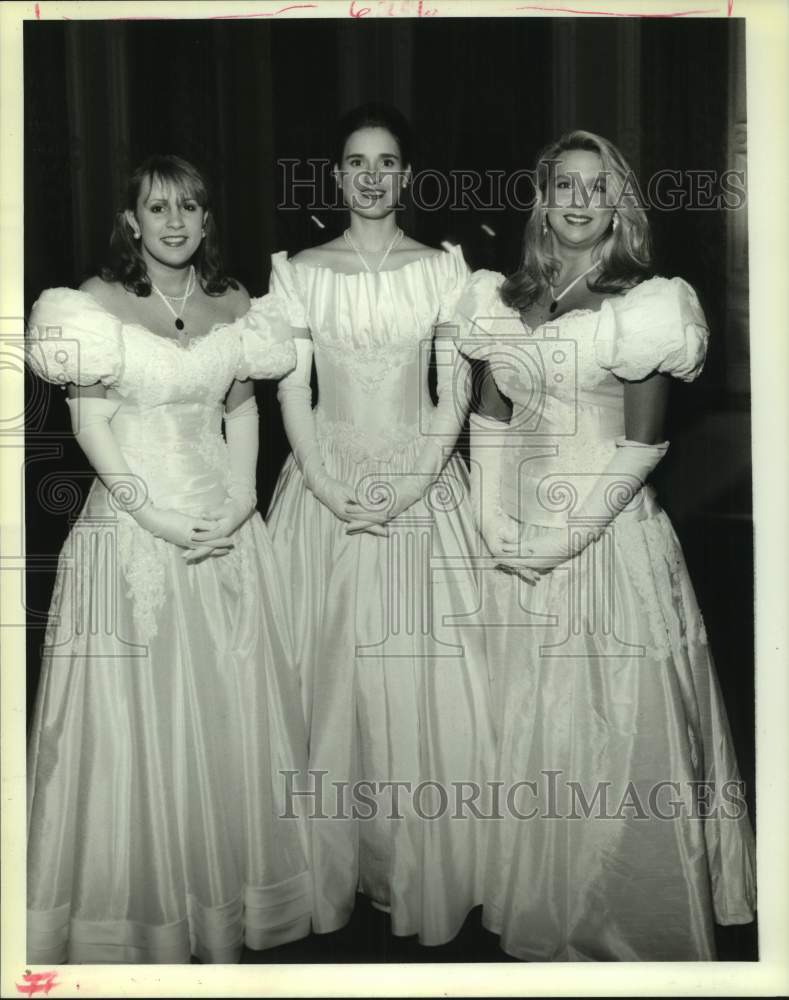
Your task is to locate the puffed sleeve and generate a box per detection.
[450,268,523,361]
[594,276,709,382]
[436,244,471,323]
[26,288,124,387]
[233,293,297,381]
[268,251,309,330]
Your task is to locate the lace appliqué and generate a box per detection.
[217,521,258,633]
[316,416,422,463]
[237,330,296,381]
[613,517,674,657]
[116,514,167,644]
[317,339,416,395]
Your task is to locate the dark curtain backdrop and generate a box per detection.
[24,18,753,817]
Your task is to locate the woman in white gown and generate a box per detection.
[26,155,311,963]
[455,131,756,961]
[266,104,496,945]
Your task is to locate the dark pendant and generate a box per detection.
[175,318,185,331]
[549,300,558,315]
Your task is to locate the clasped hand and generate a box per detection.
[308,472,389,538]
[132,502,237,565]
[486,515,577,584]
[180,497,254,564]
[343,473,425,534]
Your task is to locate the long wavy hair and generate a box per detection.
[501,130,652,313]
[101,154,237,297]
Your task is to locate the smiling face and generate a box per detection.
[544,148,615,250]
[334,126,409,217]
[125,174,205,271]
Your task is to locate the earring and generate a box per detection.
[201,230,206,238]
[132,230,141,240]
[541,215,548,237]
[612,213,619,232]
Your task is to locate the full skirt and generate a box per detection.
[27,486,311,964]
[267,443,497,946]
[480,492,756,961]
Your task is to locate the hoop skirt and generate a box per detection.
[26,288,312,964]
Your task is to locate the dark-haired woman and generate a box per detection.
[266,104,495,945]
[455,131,756,960]
[26,155,311,963]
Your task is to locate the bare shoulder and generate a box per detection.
[291,238,346,266]
[79,274,122,307]
[398,236,443,257]
[220,280,251,320]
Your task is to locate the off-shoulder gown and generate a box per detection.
[266,247,497,945]
[455,273,756,961]
[25,289,312,964]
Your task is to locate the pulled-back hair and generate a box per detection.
[501,130,652,313]
[101,154,237,298]
[333,102,413,169]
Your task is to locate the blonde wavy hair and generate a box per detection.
[501,130,652,312]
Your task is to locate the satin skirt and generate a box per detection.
[480,493,756,961]
[27,481,312,964]
[267,444,497,946]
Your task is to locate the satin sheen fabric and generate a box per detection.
[25,288,311,963]
[455,272,756,961]
[266,249,498,945]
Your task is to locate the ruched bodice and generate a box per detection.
[270,247,468,460]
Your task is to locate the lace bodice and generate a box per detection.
[454,272,709,524]
[269,247,469,459]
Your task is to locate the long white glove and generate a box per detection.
[468,412,540,585]
[344,329,471,527]
[66,395,234,553]
[506,437,669,573]
[186,394,259,563]
[277,337,385,536]
[468,413,519,556]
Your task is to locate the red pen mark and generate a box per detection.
[209,3,319,17]
[349,0,438,15]
[34,2,41,17]
[727,0,733,13]
[16,971,60,997]
[516,4,721,15]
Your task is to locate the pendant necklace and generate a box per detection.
[150,265,196,341]
[343,227,403,273]
[548,260,600,315]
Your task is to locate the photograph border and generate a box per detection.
[2,1,787,996]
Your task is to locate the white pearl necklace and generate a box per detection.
[150,266,196,339]
[343,228,404,273]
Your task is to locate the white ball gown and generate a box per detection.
[265,247,497,945]
[455,272,756,961]
[25,288,312,964]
